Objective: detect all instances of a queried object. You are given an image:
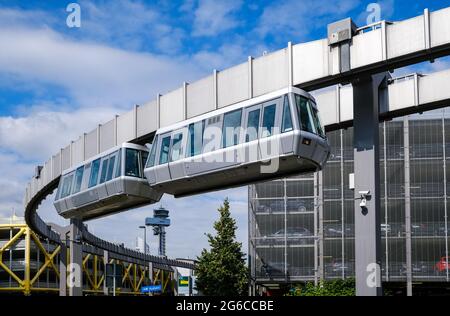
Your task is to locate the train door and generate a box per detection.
[280,94,295,154]
[168,127,188,180]
[241,104,262,165]
[144,137,158,184]
[259,97,282,164]
[154,132,172,183]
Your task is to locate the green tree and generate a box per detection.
[287,278,356,296]
[195,198,248,296]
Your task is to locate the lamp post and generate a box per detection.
[139,225,147,255]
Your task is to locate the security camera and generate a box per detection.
[359,199,367,208]
[358,190,370,196]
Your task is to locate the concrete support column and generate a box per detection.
[318,171,324,281]
[69,218,83,296]
[59,238,68,296]
[103,250,109,296]
[403,118,413,296]
[24,228,31,296]
[352,73,388,296]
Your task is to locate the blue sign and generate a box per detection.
[141,285,162,293]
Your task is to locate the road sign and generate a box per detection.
[141,284,162,293]
[178,276,189,287]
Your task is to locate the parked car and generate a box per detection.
[325,259,353,276]
[286,199,314,212]
[255,200,284,213]
[436,224,450,236]
[380,223,391,234]
[260,262,288,277]
[380,223,403,237]
[324,224,354,237]
[435,257,450,273]
[410,223,436,236]
[400,261,432,276]
[261,227,313,245]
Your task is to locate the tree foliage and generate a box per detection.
[287,278,355,296]
[195,198,248,296]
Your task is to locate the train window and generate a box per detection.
[99,157,109,184]
[106,152,117,181]
[170,132,184,162]
[125,148,140,177]
[281,96,293,133]
[55,181,63,200]
[159,136,171,165]
[261,104,276,138]
[61,172,74,198]
[72,166,84,194]
[309,100,325,137]
[115,149,122,178]
[245,108,260,142]
[88,159,101,188]
[295,95,316,134]
[222,109,242,148]
[146,136,158,168]
[187,121,204,157]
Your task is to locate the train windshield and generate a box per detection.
[295,94,325,138]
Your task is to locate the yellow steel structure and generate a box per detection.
[0,218,175,295]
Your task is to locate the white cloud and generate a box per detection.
[77,0,186,53]
[0,4,252,260]
[0,151,33,215]
[256,0,358,41]
[192,0,243,37]
[0,25,203,109]
[0,106,121,161]
[355,0,395,26]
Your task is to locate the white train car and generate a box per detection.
[54,143,162,220]
[144,86,330,197]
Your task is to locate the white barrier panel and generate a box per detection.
[351,28,383,69]
[71,136,85,165]
[61,145,71,172]
[419,70,450,105]
[84,128,98,160]
[388,78,416,111]
[387,16,425,59]
[430,7,450,48]
[52,152,61,180]
[339,86,353,122]
[314,88,337,126]
[160,87,184,126]
[217,62,249,108]
[117,110,136,144]
[44,160,51,185]
[100,118,116,152]
[293,39,330,85]
[252,49,289,97]
[137,101,157,138]
[187,75,215,118]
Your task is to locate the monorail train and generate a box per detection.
[144,86,330,198]
[54,143,163,220]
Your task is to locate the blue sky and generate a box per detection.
[1,0,450,259]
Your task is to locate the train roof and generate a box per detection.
[60,142,148,175]
[156,86,314,135]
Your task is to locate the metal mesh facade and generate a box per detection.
[249,110,450,287]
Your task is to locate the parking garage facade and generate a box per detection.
[249,109,450,294]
